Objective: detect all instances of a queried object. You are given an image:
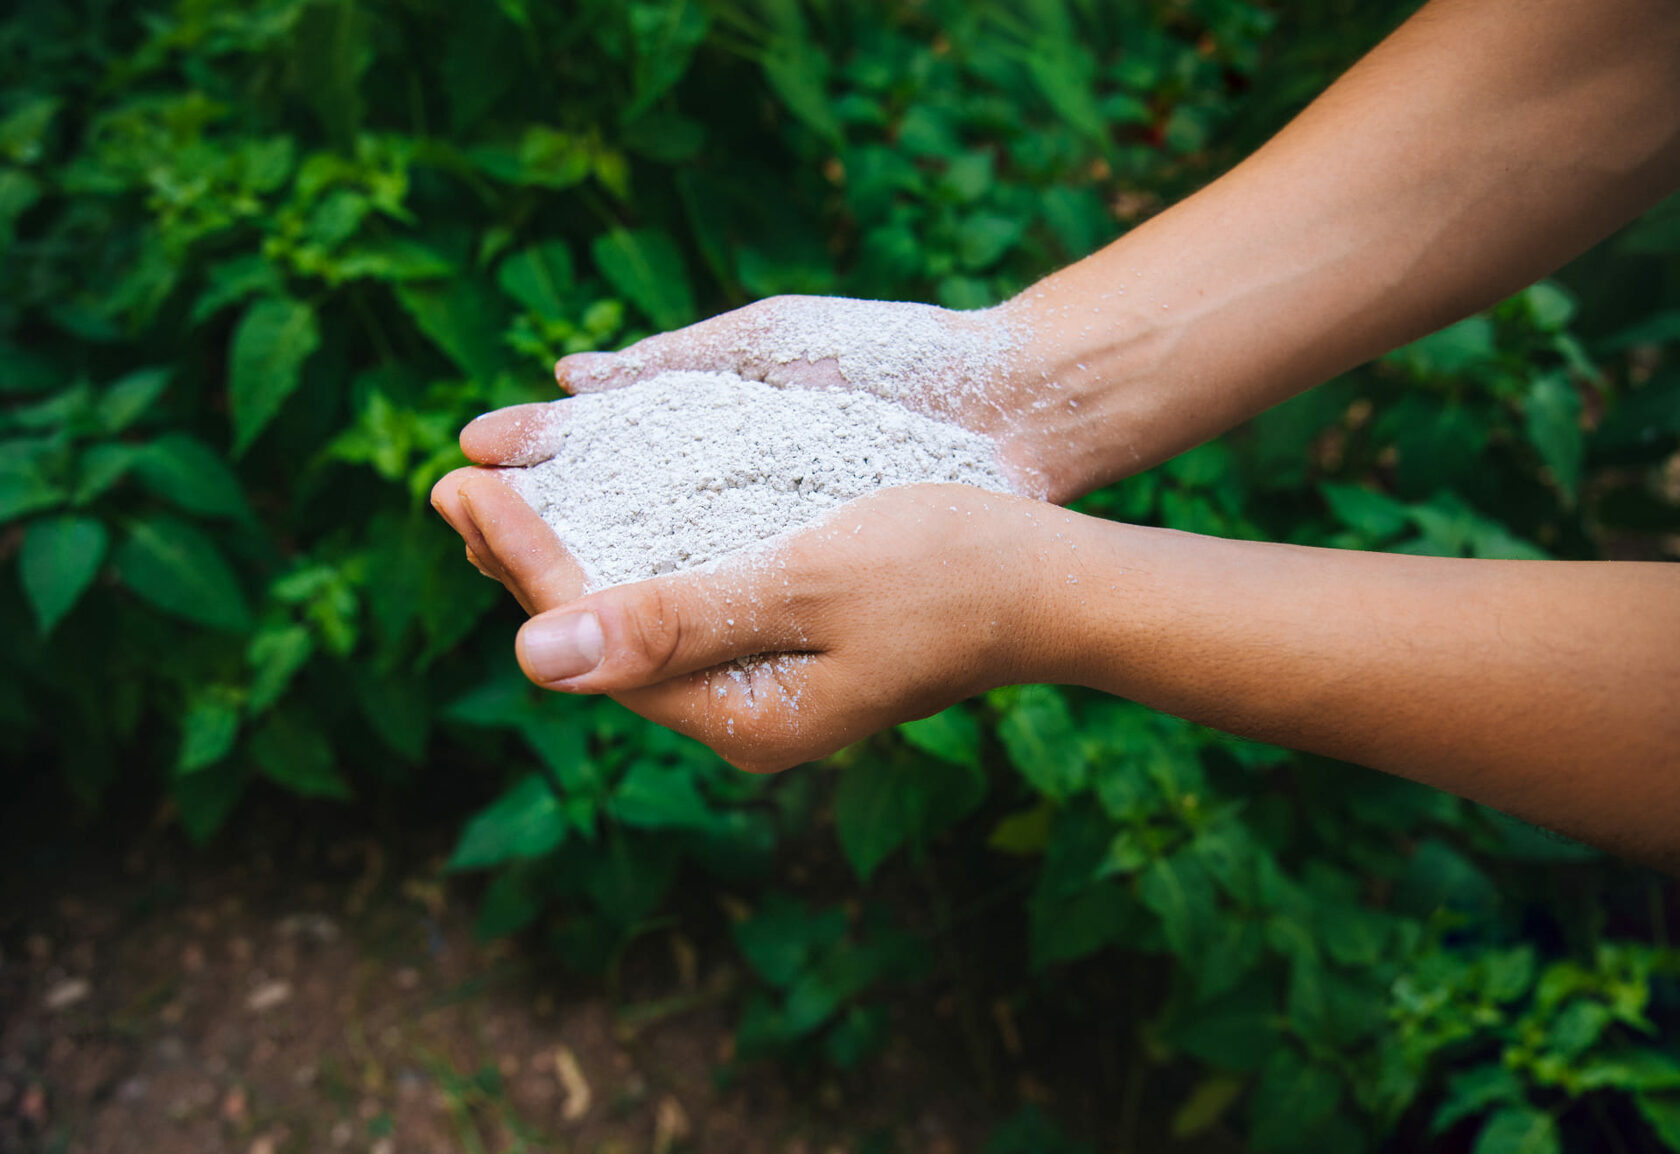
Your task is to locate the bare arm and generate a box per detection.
[1037,519,1680,872]
[460,0,1680,502]
[1018,0,1680,496]
[441,478,1680,873]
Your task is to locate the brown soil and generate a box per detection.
[0,802,988,1154]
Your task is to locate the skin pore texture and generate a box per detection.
[433,0,1680,872]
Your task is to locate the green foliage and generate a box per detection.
[733,894,926,1068]
[4,0,1677,1149]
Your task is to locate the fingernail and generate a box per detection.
[522,612,604,682]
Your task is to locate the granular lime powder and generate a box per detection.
[510,370,1015,591]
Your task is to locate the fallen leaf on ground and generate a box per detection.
[246,980,292,1012]
[44,978,91,1011]
[554,1044,591,1122]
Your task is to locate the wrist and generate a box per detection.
[997,268,1196,502]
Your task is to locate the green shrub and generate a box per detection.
[3,0,1678,1149]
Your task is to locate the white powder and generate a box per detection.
[750,298,1021,408]
[510,370,1015,591]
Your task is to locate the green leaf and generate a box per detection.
[1434,1065,1525,1134]
[508,126,592,189]
[762,43,841,146]
[1524,373,1583,500]
[1482,945,1538,1003]
[132,434,249,519]
[1636,1093,1680,1150]
[989,801,1054,855]
[1618,192,1680,256]
[899,706,980,769]
[1138,850,1219,958]
[998,685,1085,800]
[177,687,242,775]
[1601,309,1680,352]
[247,625,315,713]
[627,0,709,118]
[73,443,142,505]
[357,676,430,762]
[448,774,566,870]
[1389,316,1498,378]
[1250,1046,1342,1152]
[250,712,351,800]
[1575,1049,1680,1094]
[1025,41,1103,141]
[98,367,170,434]
[733,894,848,987]
[394,279,509,381]
[1474,1108,1560,1154]
[0,168,41,246]
[0,458,65,522]
[1172,1075,1247,1140]
[590,228,694,330]
[583,826,678,924]
[1169,985,1280,1073]
[520,716,601,793]
[331,238,455,283]
[115,515,251,632]
[191,255,285,325]
[834,757,922,882]
[1029,879,1134,968]
[229,296,320,455]
[20,514,107,633]
[1547,999,1612,1059]
[1320,482,1409,538]
[172,762,248,844]
[609,761,712,829]
[957,212,1025,271]
[1523,282,1577,331]
[497,241,574,319]
[0,96,60,165]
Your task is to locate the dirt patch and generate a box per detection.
[0,800,987,1154]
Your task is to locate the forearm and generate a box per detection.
[1011,0,1680,496]
[1030,516,1680,869]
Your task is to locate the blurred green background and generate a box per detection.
[3,0,1679,1150]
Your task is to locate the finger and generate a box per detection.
[613,655,836,774]
[460,402,569,466]
[456,470,590,612]
[556,303,773,395]
[431,468,500,575]
[511,551,820,694]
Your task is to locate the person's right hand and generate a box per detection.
[433,467,1079,773]
[457,294,1107,503]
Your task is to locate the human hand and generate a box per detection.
[430,468,1070,772]
[457,295,1106,503]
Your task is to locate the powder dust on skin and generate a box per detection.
[507,369,1019,722]
[569,297,1036,436]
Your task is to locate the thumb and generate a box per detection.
[515,562,815,693]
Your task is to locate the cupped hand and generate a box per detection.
[430,466,1070,772]
[457,295,1103,502]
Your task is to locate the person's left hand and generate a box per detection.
[430,466,1076,771]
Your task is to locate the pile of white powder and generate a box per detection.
[510,370,1015,590]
